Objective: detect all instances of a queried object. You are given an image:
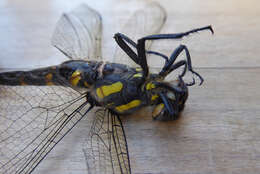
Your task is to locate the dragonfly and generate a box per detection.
[0,2,213,174]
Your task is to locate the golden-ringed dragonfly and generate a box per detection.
[0,2,213,174]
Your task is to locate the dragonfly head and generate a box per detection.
[146,78,188,120]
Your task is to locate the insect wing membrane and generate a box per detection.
[51,4,102,60]
[113,2,166,67]
[0,85,91,174]
[83,109,131,174]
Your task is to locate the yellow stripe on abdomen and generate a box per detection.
[45,73,54,86]
[70,70,81,86]
[146,82,155,90]
[151,94,159,101]
[96,81,123,99]
[115,100,141,113]
[133,73,142,78]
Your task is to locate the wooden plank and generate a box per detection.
[122,68,260,174]
[29,68,260,174]
[0,0,260,174]
[1,0,260,69]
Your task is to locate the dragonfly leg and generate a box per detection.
[138,25,213,43]
[114,33,139,66]
[114,33,168,62]
[136,25,213,77]
[114,33,168,79]
[113,33,149,79]
[163,60,195,86]
[115,25,213,79]
[159,44,203,85]
[166,60,187,78]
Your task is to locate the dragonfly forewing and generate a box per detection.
[0,85,91,174]
[0,2,171,174]
[51,4,102,61]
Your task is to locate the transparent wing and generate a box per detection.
[51,4,102,60]
[83,109,131,174]
[113,2,166,67]
[0,85,92,174]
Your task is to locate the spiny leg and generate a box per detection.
[139,25,213,41]
[159,44,204,85]
[166,60,196,86]
[114,33,139,65]
[167,60,187,78]
[159,45,186,76]
[114,25,213,78]
[136,25,213,78]
[114,33,169,67]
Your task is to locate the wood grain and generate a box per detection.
[0,0,259,173]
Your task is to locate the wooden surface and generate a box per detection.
[0,0,260,173]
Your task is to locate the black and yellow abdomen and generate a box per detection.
[0,60,100,88]
[0,60,148,115]
[0,66,58,86]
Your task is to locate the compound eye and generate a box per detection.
[167,91,175,100]
[152,103,165,119]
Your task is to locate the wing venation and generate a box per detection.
[83,109,131,174]
[0,85,91,174]
[51,4,102,60]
